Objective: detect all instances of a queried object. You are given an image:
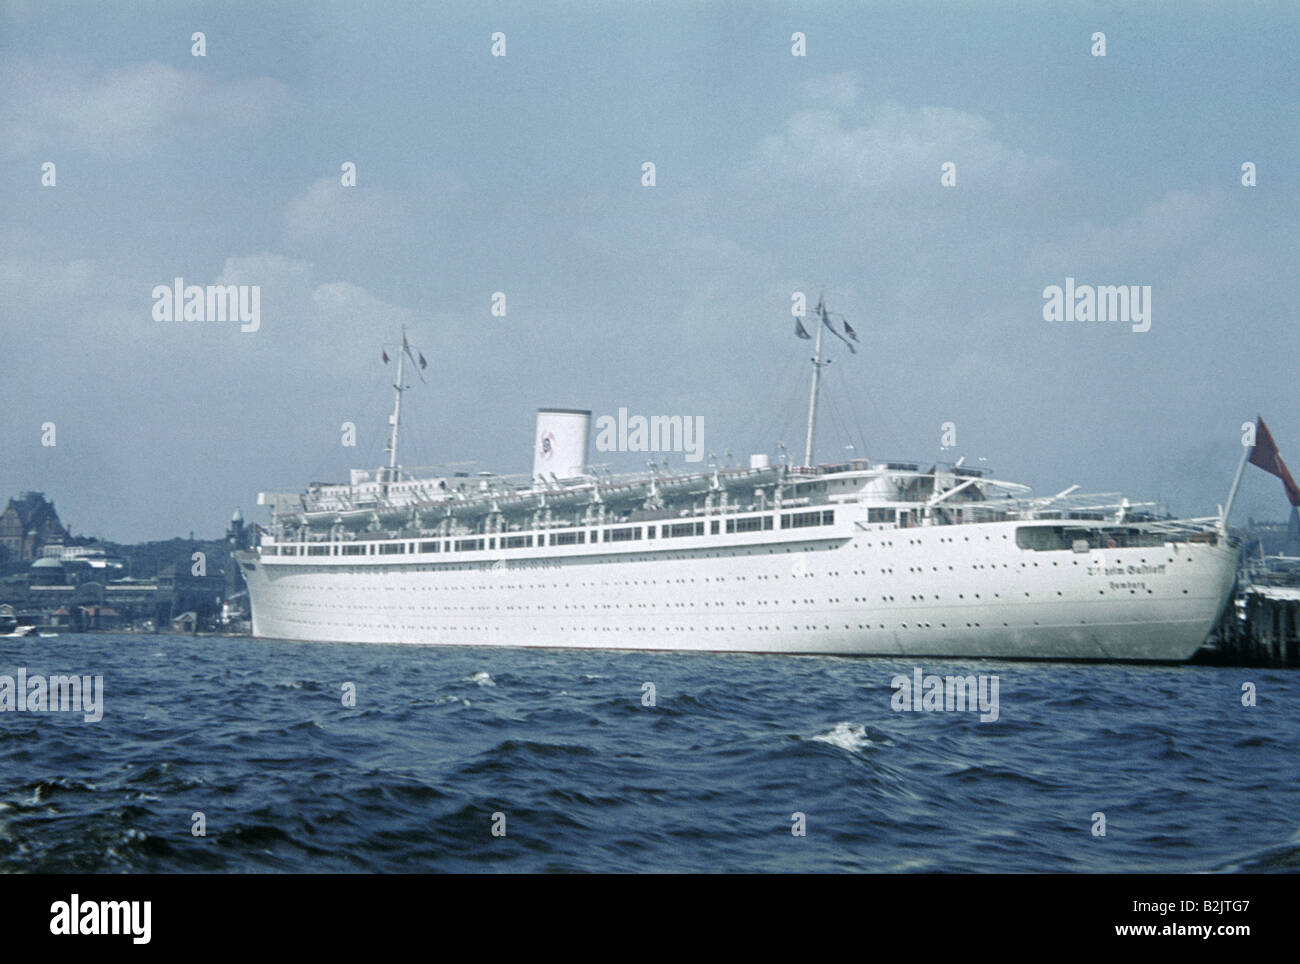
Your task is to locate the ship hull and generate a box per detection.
[238,520,1239,662]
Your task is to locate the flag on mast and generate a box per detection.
[843,319,858,342]
[401,331,427,383]
[820,306,856,354]
[382,350,389,363]
[1249,416,1300,507]
[794,318,812,339]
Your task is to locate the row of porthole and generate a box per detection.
[273,619,1041,635]
[270,614,1142,635]
[277,583,1189,613]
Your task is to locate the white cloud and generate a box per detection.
[311,280,418,323]
[799,71,862,111]
[0,60,286,159]
[0,256,104,306]
[0,250,421,357]
[209,254,426,347]
[743,101,1061,196]
[1025,189,1223,273]
[282,177,411,248]
[2,0,35,21]
[214,252,315,289]
[0,256,144,342]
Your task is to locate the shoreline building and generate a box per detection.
[0,492,68,562]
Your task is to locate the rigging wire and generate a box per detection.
[820,375,852,461]
[828,360,872,458]
[832,354,908,458]
[772,356,810,461]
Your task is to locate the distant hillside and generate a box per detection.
[104,537,234,580]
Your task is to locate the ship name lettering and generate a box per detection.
[1088,563,1166,577]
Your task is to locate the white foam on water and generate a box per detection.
[469,671,495,687]
[810,721,873,753]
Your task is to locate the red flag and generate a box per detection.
[1249,416,1300,507]
[382,350,389,363]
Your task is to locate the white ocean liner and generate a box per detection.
[238,305,1242,661]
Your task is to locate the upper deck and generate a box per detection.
[252,459,1224,569]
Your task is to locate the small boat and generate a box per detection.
[0,605,36,637]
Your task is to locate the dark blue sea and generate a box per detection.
[1,632,1296,873]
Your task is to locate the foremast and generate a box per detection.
[383,326,429,493]
[801,294,856,468]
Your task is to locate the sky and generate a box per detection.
[2,0,1298,542]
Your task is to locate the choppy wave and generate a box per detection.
[809,721,876,753]
[0,634,1297,872]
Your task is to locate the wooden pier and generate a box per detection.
[1199,586,1300,667]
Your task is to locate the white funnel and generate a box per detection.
[533,408,590,481]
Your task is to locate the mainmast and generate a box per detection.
[385,326,408,483]
[803,295,827,468]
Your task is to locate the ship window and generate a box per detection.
[781,510,828,529]
[868,508,895,523]
[604,527,640,543]
[342,544,366,556]
[711,520,720,534]
[504,534,534,549]
[455,538,485,552]
[379,542,405,554]
[282,545,298,555]
[666,522,702,538]
[307,545,330,556]
[727,516,766,534]
[420,541,441,553]
[1016,527,1071,551]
